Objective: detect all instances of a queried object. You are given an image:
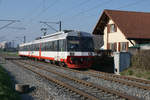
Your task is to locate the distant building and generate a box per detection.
[0,41,7,49]
[93,9,150,52]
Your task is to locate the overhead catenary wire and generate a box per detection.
[63,0,148,22]
[0,20,20,30]
[25,0,43,20]
[73,0,113,16]
[61,0,113,21]
[115,0,146,9]
[30,0,60,20]
[48,0,92,19]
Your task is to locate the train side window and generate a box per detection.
[37,44,38,51]
[35,44,36,51]
[50,41,54,51]
[31,44,33,51]
[46,42,49,51]
[33,44,35,51]
[59,40,62,51]
[53,41,57,51]
[63,39,66,51]
[25,46,27,51]
[41,43,43,51]
[45,42,49,51]
[45,42,47,51]
[47,42,50,51]
[36,44,38,51]
[58,39,66,51]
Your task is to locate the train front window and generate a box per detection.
[80,37,94,52]
[67,37,80,51]
[67,36,94,52]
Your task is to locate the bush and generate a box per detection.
[128,70,133,75]
[0,65,20,100]
[131,50,150,70]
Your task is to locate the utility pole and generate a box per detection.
[12,40,15,48]
[16,36,26,43]
[23,36,26,43]
[59,21,61,31]
[0,20,20,30]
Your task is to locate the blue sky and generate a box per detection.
[0,0,150,44]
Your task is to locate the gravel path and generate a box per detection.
[0,59,79,100]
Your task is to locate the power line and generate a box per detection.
[25,0,43,19]
[6,27,26,30]
[0,20,20,30]
[48,0,92,19]
[62,0,112,21]
[40,21,61,33]
[116,0,146,9]
[31,0,60,20]
[74,0,113,16]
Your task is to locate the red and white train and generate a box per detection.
[18,30,94,68]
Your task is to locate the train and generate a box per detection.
[18,30,95,68]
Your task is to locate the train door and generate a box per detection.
[57,40,59,61]
[58,39,66,62]
[39,43,42,59]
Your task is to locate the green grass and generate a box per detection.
[120,67,150,80]
[0,50,18,57]
[0,65,20,100]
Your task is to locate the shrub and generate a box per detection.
[131,50,150,70]
[128,70,133,75]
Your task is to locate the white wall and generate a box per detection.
[103,19,135,51]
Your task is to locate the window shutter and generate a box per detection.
[107,24,110,33]
[126,42,129,51]
[118,42,121,52]
[107,43,110,50]
[114,43,117,51]
[115,24,117,32]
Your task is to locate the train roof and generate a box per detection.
[20,30,92,47]
[40,30,92,38]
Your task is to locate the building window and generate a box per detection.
[108,24,117,33]
[119,42,129,52]
[110,24,117,33]
[109,43,117,51]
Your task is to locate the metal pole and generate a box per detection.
[24,36,26,43]
[59,21,61,31]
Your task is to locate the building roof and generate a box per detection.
[93,9,150,39]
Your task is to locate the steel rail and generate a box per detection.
[11,60,99,100]
[89,69,150,84]
[20,60,140,100]
[33,60,150,91]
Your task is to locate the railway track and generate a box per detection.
[2,54,150,89]
[87,69,150,86]
[11,59,139,100]
[28,59,150,91]
[1,54,150,99]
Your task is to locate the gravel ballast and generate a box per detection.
[1,59,80,100]
[28,60,150,100]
